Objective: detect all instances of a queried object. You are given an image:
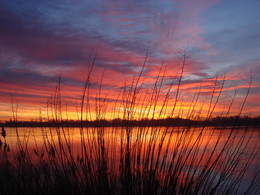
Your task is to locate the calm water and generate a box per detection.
[3,126,260,194]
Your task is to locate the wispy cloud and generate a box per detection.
[0,0,259,120]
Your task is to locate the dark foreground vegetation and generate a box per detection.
[1,125,259,195]
[1,53,259,194]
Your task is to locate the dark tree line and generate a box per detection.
[1,116,259,128]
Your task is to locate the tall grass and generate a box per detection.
[0,53,259,194]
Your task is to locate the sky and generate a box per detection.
[0,0,260,121]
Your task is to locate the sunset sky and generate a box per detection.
[1,0,260,121]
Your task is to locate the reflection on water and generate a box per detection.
[2,126,260,194]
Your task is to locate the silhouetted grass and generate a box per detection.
[0,53,259,194]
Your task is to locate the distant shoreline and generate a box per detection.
[1,117,259,128]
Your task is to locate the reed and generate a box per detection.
[0,53,259,195]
